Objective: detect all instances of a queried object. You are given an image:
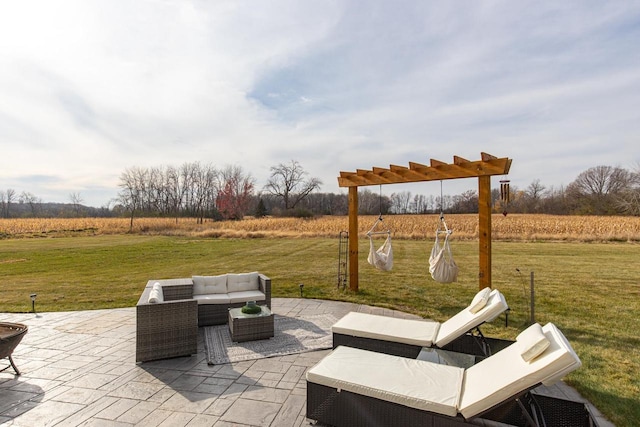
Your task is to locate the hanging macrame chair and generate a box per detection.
[429,214,459,283]
[367,215,393,271]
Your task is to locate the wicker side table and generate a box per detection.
[228,306,274,342]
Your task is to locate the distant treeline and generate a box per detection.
[2,164,639,219]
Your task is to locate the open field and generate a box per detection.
[1,233,639,425]
[3,213,640,241]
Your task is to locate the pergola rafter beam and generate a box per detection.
[338,153,511,187]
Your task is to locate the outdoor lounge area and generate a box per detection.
[136,272,272,363]
[0,298,610,427]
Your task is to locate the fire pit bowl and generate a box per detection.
[0,322,28,375]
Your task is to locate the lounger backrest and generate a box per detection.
[457,322,581,419]
[434,289,508,347]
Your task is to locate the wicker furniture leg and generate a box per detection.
[4,355,21,375]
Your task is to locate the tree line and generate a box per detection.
[2,163,639,219]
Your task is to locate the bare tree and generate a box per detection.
[357,189,391,215]
[0,190,6,218]
[390,191,412,214]
[166,165,185,222]
[615,163,640,216]
[19,191,41,217]
[524,179,546,213]
[451,190,478,213]
[181,162,217,223]
[264,160,322,211]
[566,166,632,214]
[117,166,147,230]
[412,194,432,213]
[69,192,84,217]
[0,189,16,218]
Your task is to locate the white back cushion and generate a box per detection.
[227,272,259,292]
[193,275,227,295]
[435,289,508,347]
[517,323,551,362]
[468,287,492,314]
[458,322,581,419]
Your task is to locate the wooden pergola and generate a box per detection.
[338,152,512,292]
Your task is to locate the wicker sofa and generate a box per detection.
[136,272,271,362]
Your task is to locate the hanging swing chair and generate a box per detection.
[429,214,458,282]
[429,183,459,283]
[367,214,394,271]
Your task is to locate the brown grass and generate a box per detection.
[2,214,640,241]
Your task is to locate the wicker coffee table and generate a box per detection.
[228,306,274,342]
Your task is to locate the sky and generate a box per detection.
[1,1,639,208]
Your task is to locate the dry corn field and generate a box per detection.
[2,214,640,241]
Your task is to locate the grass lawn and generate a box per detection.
[1,235,638,425]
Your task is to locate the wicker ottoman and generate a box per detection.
[228,306,274,342]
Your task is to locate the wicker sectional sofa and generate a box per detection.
[136,272,271,362]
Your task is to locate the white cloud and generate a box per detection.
[1,0,639,206]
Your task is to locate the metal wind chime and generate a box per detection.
[500,179,510,216]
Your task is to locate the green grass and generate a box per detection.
[1,235,638,425]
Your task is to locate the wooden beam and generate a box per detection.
[390,164,429,181]
[372,167,407,183]
[481,152,497,161]
[338,172,369,187]
[338,153,511,187]
[356,169,392,184]
[478,175,492,290]
[348,186,359,292]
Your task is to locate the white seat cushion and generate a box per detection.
[307,346,464,417]
[228,290,266,304]
[193,293,231,305]
[332,312,439,347]
[227,272,260,293]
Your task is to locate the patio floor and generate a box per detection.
[1,298,611,427]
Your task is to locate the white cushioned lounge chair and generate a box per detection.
[307,322,584,427]
[332,288,508,358]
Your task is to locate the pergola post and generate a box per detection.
[348,186,359,292]
[478,175,492,290]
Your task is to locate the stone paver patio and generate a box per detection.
[1,298,611,427]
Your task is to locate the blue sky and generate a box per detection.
[1,0,639,207]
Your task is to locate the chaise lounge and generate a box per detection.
[332,287,509,358]
[308,322,591,426]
